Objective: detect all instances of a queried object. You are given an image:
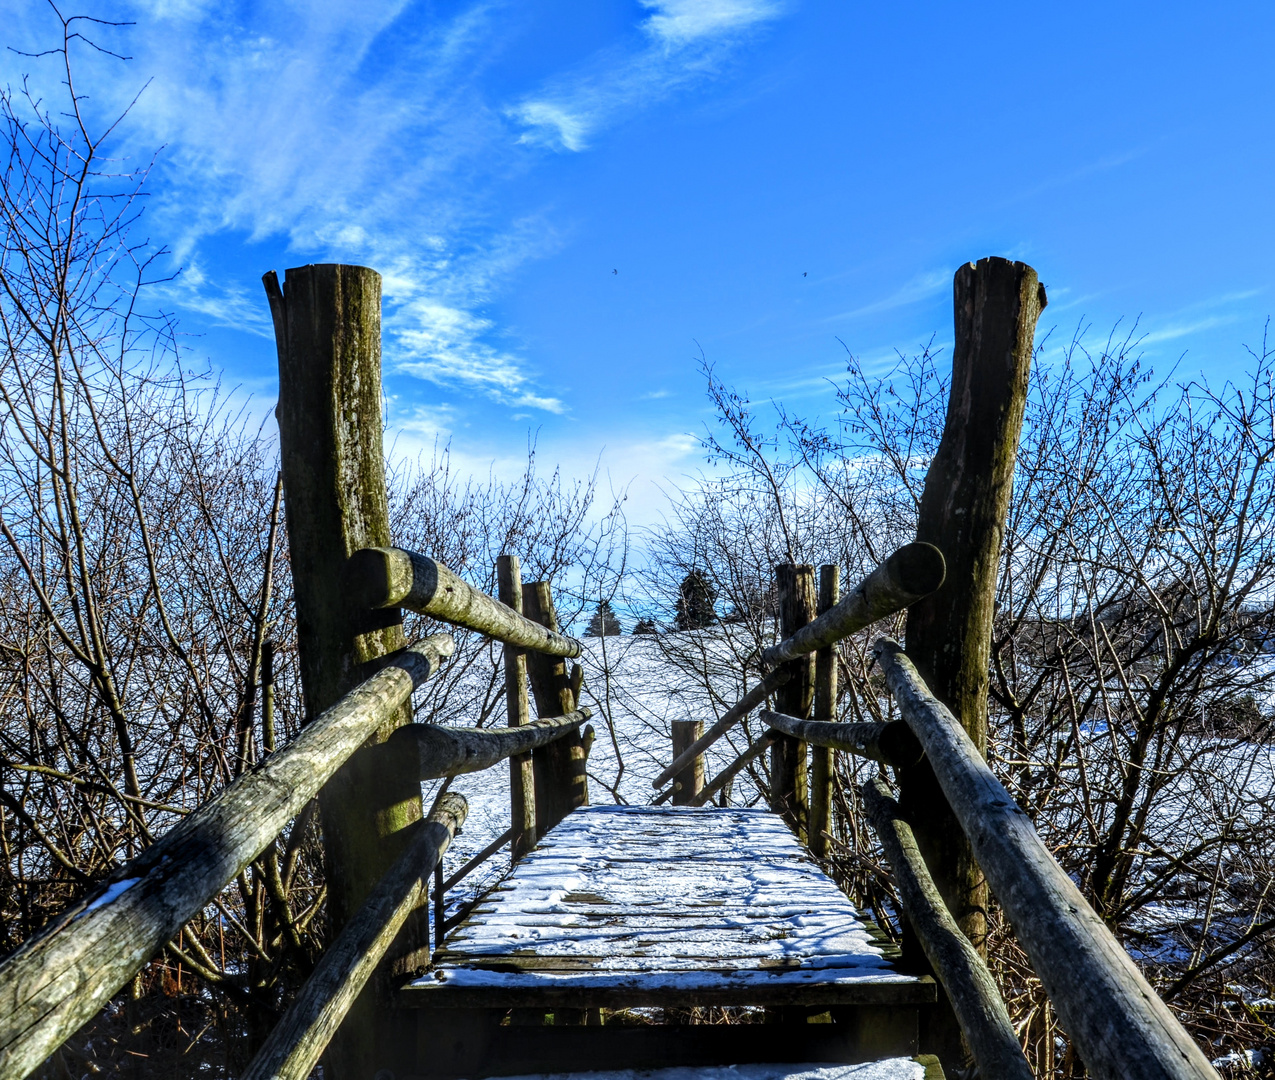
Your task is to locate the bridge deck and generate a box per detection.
[404,805,933,1010]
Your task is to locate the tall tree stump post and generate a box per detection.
[264,264,426,1078]
[771,563,815,841]
[809,564,839,858]
[523,581,589,833]
[901,257,1046,1068]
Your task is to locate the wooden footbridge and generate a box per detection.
[0,260,1224,1080]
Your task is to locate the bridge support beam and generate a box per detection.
[771,563,815,841]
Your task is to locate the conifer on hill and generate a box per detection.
[586,599,623,636]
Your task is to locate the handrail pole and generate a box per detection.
[241,794,467,1080]
[861,778,1032,1080]
[688,732,777,808]
[875,638,1220,1080]
[433,862,445,960]
[762,711,923,768]
[0,637,453,1080]
[348,547,584,659]
[651,667,791,790]
[760,543,946,669]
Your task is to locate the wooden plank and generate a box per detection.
[0,636,452,1080]
[241,794,467,1080]
[760,544,946,669]
[861,777,1031,1080]
[402,1011,923,1077]
[417,806,930,1017]
[875,638,1219,1080]
[689,733,775,807]
[401,977,933,1011]
[347,547,583,657]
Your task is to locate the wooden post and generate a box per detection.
[523,581,588,833]
[900,257,1046,1067]
[809,564,839,857]
[771,563,815,841]
[264,263,424,1078]
[670,720,704,805]
[498,556,537,860]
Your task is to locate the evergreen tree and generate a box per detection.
[676,569,717,630]
[585,599,623,636]
[632,617,659,635]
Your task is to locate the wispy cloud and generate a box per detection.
[821,269,950,324]
[4,0,784,416]
[508,0,783,152]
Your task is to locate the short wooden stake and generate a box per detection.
[671,720,704,805]
[771,563,815,841]
[498,555,537,860]
[809,564,839,858]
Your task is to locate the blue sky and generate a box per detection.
[5,1,1275,524]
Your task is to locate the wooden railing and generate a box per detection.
[0,549,591,1080]
[655,549,1220,1080]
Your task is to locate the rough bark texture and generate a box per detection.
[523,582,588,833]
[771,564,815,840]
[240,795,468,1080]
[671,720,705,805]
[652,667,791,791]
[387,711,591,780]
[761,712,922,768]
[498,555,537,860]
[0,638,451,1080]
[861,778,1033,1080]
[348,547,582,658]
[900,258,1045,957]
[876,638,1220,1080]
[761,544,945,668]
[265,263,427,1077]
[809,564,839,857]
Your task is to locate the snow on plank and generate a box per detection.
[405,806,934,1010]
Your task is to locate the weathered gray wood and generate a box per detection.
[442,827,514,894]
[762,712,923,768]
[760,544,945,669]
[266,263,425,1077]
[652,667,792,790]
[772,563,814,840]
[809,564,839,858]
[497,555,537,860]
[523,581,588,831]
[0,636,452,1080]
[671,720,704,805]
[389,711,591,780]
[688,733,777,807]
[348,547,583,658]
[241,794,467,1080]
[875,637,1220,1080]
[861,777,1032,1080]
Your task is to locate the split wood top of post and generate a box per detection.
[402,805,933,1010]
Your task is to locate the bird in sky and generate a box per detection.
[613,269,618,275]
